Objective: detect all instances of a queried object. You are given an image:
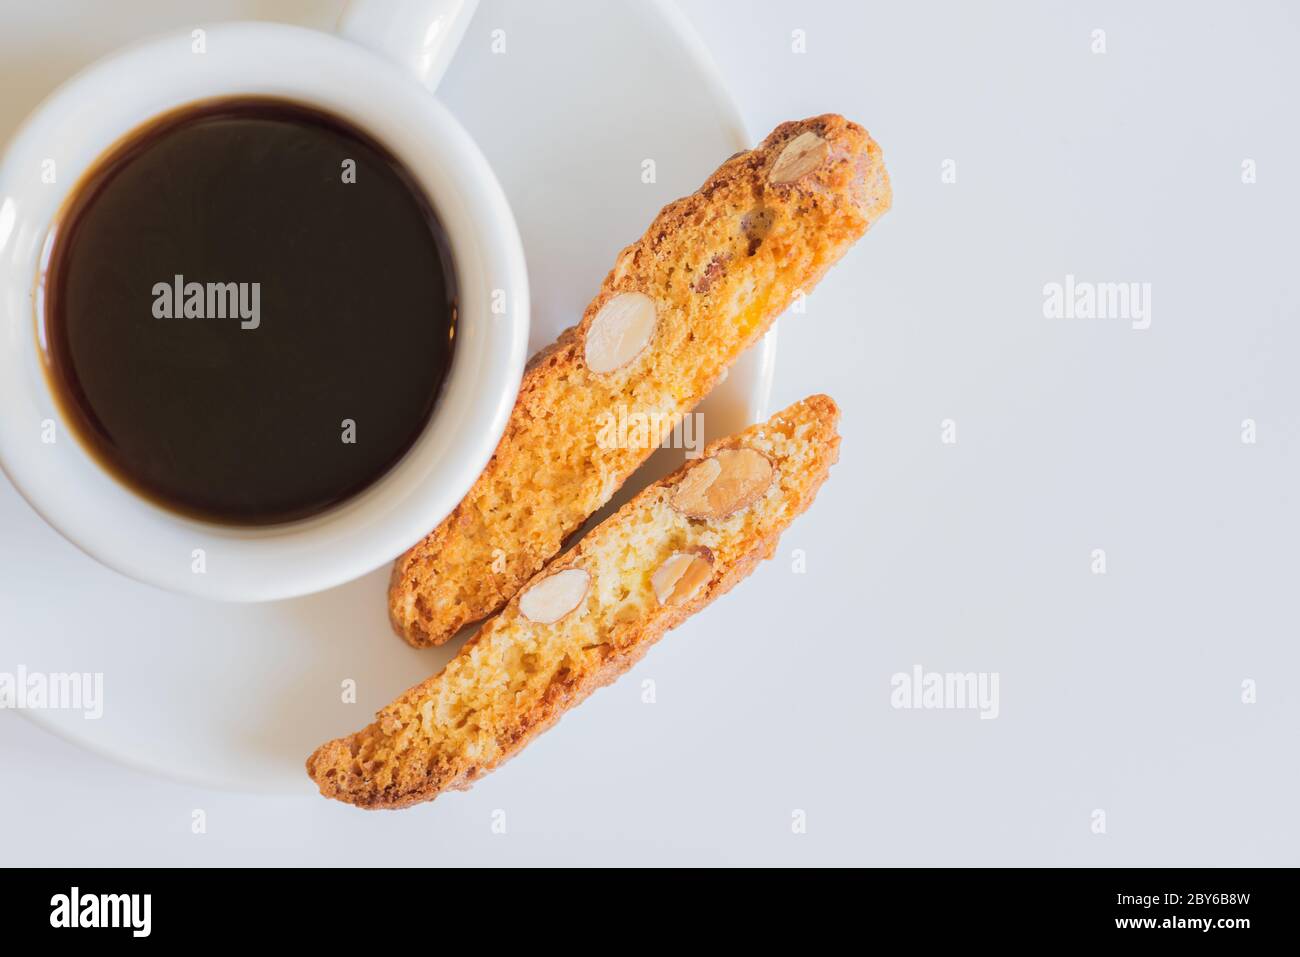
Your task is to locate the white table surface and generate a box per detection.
[2,0,1297,866]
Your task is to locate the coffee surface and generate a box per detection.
[43,97,456,525]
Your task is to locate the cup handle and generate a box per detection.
[336,0,479,93]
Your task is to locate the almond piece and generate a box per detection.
[584,292,658,374]
[769,131,830,185]
[518,568,589,624]
[651,549,714,607]
[670,448,773,519]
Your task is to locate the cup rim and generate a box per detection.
[0,22,529,600]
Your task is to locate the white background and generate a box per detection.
[2,0,1297,865]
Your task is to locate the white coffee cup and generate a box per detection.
[0,0,529,601]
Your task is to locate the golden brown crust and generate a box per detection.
[388,115,889,647]
[309,395,842,809]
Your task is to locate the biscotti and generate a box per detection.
[309,395,842,809]
[389,114,890,647]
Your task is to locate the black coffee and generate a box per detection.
[42,97,456,525]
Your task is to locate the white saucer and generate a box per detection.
[0,0,775,793]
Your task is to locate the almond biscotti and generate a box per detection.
[310,395,841,809]
[389,115,889,647]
